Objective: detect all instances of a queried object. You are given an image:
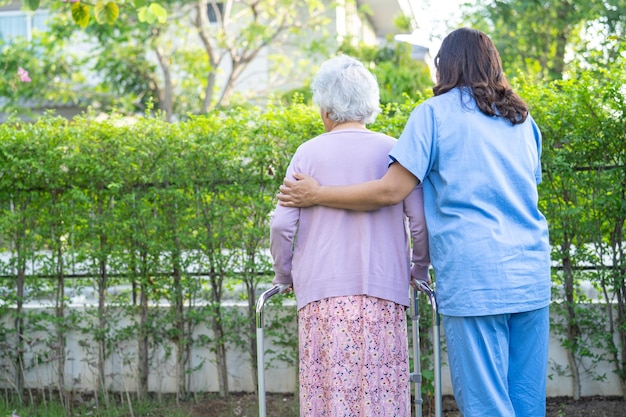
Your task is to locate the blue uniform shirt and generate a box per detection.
[390,87,551,316]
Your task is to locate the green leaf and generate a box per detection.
[23,0,40,11]
[137,3,167,24]
[137,5,151,23]
[95,1,119,24]
[106,2,120,24]
[94,1,106,24]
[71,2,91,28]
[149,3,168,24]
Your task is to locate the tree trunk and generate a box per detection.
[15,258,25,402]
[137,252,150,401]
[54,242,68,411]
[551,3,570,80]
[203,72,218,113]
[246,278,258,393]
[210,270,229,398]
[154,39,174,122]
[194,0,220,113]
[12,199,27,403]
[173,258,187,403]
[97,232,110,407]
[561,235,582,400]
[609,216,626,399]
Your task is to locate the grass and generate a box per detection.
[0,391,298,417]
[0,394,192,417]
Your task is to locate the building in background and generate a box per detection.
[0,0,427,120]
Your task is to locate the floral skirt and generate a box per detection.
[298,295,410,417]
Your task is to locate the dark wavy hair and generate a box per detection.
[433,28,528,125]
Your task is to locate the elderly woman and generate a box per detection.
[269,54,430,417]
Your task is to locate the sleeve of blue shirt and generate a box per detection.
[389,103,437,183]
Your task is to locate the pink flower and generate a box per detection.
[17,67,31,82]
[61,0,79,2]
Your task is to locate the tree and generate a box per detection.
[17,0,333,121]
[338,37,433,105]
[192,0,330,112]
[463,0,626,80]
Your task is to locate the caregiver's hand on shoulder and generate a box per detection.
[278,173,320,207]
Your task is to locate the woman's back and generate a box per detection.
[271,129,415,310]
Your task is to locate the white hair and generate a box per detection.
[311,55,381,124]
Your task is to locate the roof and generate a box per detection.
[360,0,418,37]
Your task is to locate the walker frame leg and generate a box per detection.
[411,282,442,417]
[255,285,283,417]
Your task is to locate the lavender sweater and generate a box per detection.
[270,129,430,310]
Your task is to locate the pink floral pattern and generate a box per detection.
[298,295,410,417]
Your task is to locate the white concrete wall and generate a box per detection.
[1,302,622,397]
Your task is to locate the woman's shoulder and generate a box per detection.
[424,87,466,106]
[368,130,398,142]
[413,88,466,121]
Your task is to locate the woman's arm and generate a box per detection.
[403,185,431,283]
[277,162,420,211]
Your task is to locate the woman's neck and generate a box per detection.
[329,121,367,132]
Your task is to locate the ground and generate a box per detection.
[190,393,626,417]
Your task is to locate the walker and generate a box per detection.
[256,282,442,417]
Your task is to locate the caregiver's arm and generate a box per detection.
[277,162,420,210]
